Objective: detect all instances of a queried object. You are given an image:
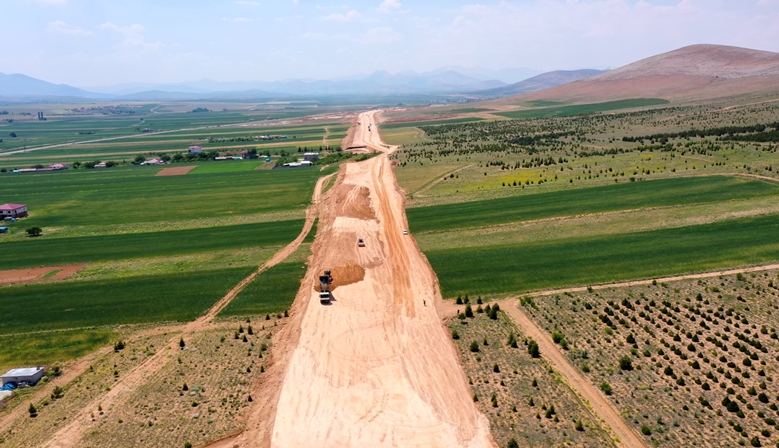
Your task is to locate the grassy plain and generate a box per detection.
[427,214,779,297]
[0,329,116,371]
[2,219,304,269]
[0,267,252,335]
[519,270,779,447]
[407,176,779,233]
[0,166,320,228]
[494,98,670,119]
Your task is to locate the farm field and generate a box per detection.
[517,269,779,447]
[407,175,779,233]
[449,305,616,447]
[220,244,310,317]
[494,98,671,119]
[0,103,345,376]
[426,213,779,298]
[0,267,253,335]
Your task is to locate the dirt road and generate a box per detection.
[500,300,647,448]
[266,111,494,447]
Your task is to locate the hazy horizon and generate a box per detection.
[3,0,779,88]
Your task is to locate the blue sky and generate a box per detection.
[3,0,779,86]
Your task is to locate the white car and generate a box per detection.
[402,229,408,235]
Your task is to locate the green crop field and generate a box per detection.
[2,219,304,269]
[407,176,779,232]
[379,117,485,130]
[427,214,779,297]
[0,167,320,227]
[0,329,117,370]
[494,98,670,119]
[221,261,308,317]
[0,267,253,335]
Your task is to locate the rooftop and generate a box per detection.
[2,367,43,377]
[0,204,26,211]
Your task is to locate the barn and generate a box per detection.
[0,204,28,219]
[2,367,45,386]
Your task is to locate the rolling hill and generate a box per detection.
[490,45,779,105]
[474,69,606,97]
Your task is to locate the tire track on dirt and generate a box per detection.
[500,300,648,448]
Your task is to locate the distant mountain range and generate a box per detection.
[472,70,607,97]
[0,66,597,102]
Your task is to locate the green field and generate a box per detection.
[495,98,670,119]
[407,176,779,233]
[379,117,485,130]
[2,219,304,269]
[0,166,320,227]
[189,160,266,174]
[221,261,307,316]
[0,329,117,370]
[0,267,253,335]
[427,214,779,297]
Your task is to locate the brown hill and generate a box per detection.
[489,44,779,106]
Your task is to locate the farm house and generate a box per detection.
[0,204,28,219]
[2,367,44,386]
[189,145,203,154]
[303,152,319,161]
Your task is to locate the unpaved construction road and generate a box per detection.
[268,111,494,447]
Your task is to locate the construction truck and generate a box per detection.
[319,269,333,304]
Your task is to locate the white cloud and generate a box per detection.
[363,27,401,44]
[324,10,362,22]
[301,32,347,40]
[35,0,68,4]
[235,0,261,5]
[378,0,402,14]
[47,21,92,36]
[100,22,163,55]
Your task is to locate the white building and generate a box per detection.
[2,367,45,386]
[303,152,319,161]
[189,146,203,154]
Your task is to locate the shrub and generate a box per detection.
[575,419,584,431]
[600,382,613,395]
[619,356,634,371]
[452,329,460,340]
[469,341,479,353]
[493,364,500,373]
[507,333,518,348]
[465,304,474,318]
[506,439,519,448]
[641,425,652,435]
[552,332,565,344]
[528,339,540,358]
[26,227,42,237]
[179,337,186,348]
[28,403,37,417]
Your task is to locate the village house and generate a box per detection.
[0,204,28,219]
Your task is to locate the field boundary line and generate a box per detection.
[410,164,474,197]
[201,172,332,321]
[499,300,647,448]
[510,262,779,300]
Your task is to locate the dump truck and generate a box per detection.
[319,269,333,304]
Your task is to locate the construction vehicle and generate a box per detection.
[319,269,333,304]
[357,238,365,247]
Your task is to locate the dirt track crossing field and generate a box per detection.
[39,174,330,448]
[264,112,495,447]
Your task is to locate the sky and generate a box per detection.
[3,0,779,87]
